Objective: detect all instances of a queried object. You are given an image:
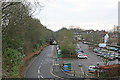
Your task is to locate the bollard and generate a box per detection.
[74,70,75,76]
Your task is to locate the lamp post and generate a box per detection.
[97,63,99,79]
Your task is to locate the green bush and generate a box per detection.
[11,66,20,78]
[33,48,37,52]
[6,48,22,65]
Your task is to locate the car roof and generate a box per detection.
[89,65,95,67]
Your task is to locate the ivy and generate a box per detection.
[6,48,22,65]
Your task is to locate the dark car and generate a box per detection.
[118,50,120,53]
[94,48,101,53]
[114,48,118,52]
[97,51,102,56]
[108,55,116,61]
[100,53,106,57]
[77,49,84,53]
[100,51,108,57]
[104,53,110,59]
[118,54,120,60]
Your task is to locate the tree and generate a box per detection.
[2,1,54,78]
[56,28,76,57]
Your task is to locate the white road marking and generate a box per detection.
[38,69,40,74]
[41,75,43,78]
[55,64,59,66]
[38,75,40,78]
[39,66,41,69]
[80,67,84,76]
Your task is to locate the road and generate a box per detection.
[25,45,56,78]
[78,42,104,77]
[24,42,119,78]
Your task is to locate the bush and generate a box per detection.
[11,66,20,78]
[6,48,22,65]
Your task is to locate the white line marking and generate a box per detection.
[39,66,41,69]
[80,67,84,76]
[41,75,43,78]
[38,75,40,78]
[38,70,40,74]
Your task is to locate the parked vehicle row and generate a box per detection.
[76,44,88,59]
[93,48,120,61]
[106,46,120,53]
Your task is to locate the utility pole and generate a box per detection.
[97,63,100,79]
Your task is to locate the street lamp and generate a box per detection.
[97,63,99,79]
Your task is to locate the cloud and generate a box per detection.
[34,0,120,31]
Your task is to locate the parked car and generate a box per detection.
[109,47,116,51]
[82,41,88,44]
[100,53,106,57]
[97,51,102,56]
[108,55,116,61]
[77,49,84,53]
[114,48,119,52]
[77,54,87,59]
[104,53,110,59]
[118,50,120,53]
[88,65,95,73]
[93,48,101,53]
[118,54,120,60]
[115,53,119,59]
[100,50,108,57]
[83,54,88,59]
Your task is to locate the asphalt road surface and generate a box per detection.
[25,45,56,78]
[78,42,104,77]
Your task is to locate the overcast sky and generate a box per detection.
[33,0,120,31]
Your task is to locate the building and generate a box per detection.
[118,2,120,46]
[118,1,120,25]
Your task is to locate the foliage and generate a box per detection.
[6,48,22,65]
[56,28,76,55]
[11,66,20,78]
[2,2,54,78]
